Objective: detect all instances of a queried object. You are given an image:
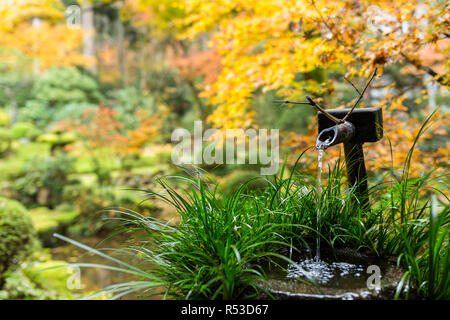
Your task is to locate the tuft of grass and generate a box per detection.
[54,173,305,300]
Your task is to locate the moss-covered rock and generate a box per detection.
[0,197,37,284]
[29,207,80,233]
[0,255,80,300]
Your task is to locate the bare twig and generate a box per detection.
[344,76,361,95]
[273,98,340,124]
[309,0,344,45]
[342,68,378,122]
[273,100,312,105]
[400,52,448,87]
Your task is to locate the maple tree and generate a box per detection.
[0,0,88,72]
[57,105,161,157]
[166,0,449,127]
[170,48,222,124]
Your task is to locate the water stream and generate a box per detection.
[279,137,354,286]
[315,148,324,261]
[314,137,331,260]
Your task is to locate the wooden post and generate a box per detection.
[343,141,370,210]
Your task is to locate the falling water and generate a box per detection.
[277,136,371,290]
[315,149,324,261]
[315,137,331,261]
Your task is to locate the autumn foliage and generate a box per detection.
[58,105,161,157]
[0,0,89,71]
[170,48,222,88]
[168,0,449,128]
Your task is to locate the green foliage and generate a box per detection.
[19,101,96,131]
[0,269,48,299]
[0,48,33,109]
[23,260,76,299]
[52,102,96,122]
[29,207,80,233]
[0,141,49,180]
[0,197,37,283]
[37,131,77,147]
[91,158,113,186]
[54,173,297,299]
[61,184,152,236]
[32,67,103,108]
[0,127,12,157]
[17,68,103,129]
[108,87,158,130]
[19,101,56,129]
[10,122,41,140]
[15,152,75,208]
[395,202,450,300]
[53,112,449,300]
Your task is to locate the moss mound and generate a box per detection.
[0,197,37,281]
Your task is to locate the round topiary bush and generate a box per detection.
[0,197,37,283]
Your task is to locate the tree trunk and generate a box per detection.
[82,3,96,72]
[32,17,41,75]
[116,18,127,86]
[10,96,17,125]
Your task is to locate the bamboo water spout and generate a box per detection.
[316,107,383,210]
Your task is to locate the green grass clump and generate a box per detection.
[55,174,300,299]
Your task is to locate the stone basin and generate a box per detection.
[260,248,405,300]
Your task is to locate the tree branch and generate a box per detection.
[273,97,340,124]
[344,76,361,95]
[273,100,311,105]
[309,0,344,45]
[401,52,448,87]
[274,68,378,125]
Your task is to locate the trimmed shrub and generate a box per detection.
[0,197,37,284]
